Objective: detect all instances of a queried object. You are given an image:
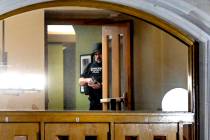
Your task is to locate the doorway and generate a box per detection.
[47,24,76,110]
[44,7,189,112]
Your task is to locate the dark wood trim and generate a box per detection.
[45,9,131,25]
[193,42,200,140]
[44,13,49,110]
[188,41,199,140]
[46,18,125,25]
[0,112,194,123]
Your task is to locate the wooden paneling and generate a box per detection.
[102,32,109,111]
[0,112,194,123]
[102,22,131,111]
[45,123,109,140]
[0,123,39,140]
[0,112,194,140]
[115,123,177,140]
[149,124,177,140]
[115,124,149,140]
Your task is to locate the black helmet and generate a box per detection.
[92,42,102,54]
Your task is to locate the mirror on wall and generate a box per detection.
[0,6,189,112]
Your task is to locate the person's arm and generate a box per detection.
[79,77,101,89]
[88,82,102,89]
[79,63,92,86]
[79,63,102,89]
[79,77,92,86]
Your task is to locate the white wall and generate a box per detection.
[47,44,64,110]
[0,9,45,110]
[133,19,188,110]
[0,20,2,63]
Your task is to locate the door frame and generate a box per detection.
[44,11,134,111]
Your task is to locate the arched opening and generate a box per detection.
[0,1,199,140]
[0,6,193,111]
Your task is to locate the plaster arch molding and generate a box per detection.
[0,0,210,140]
[0,0,210,40]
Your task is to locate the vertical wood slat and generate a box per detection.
[188,42,198,113]
[123,22,132,110]
[188,46,192,112]
[179,123,184,140]
[40,122,45,140]
[102,22,131,110]
[181,123,194,140]
[112,31,120,99]
[102,29,109,111]
[110,122,115,140]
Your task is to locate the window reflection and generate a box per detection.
[0,7,189,111]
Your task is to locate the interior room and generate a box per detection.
[0,7,189,112]
[0,3,196,140]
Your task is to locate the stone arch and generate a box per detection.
[0,1,195,46]
[0,1,209,139]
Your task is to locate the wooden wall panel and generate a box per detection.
[0,123,39,140]
[115,123,177,140]
[45,123,109,140]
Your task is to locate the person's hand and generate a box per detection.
[88,82,101,89]
[86,78,93,84]
[79,78,93,86]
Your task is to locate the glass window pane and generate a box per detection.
[108,35,112,98]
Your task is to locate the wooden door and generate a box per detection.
[102,22,131,111]
[45,123,109,140]
[0,123,39,140]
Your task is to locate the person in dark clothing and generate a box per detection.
[79,42,102,110]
